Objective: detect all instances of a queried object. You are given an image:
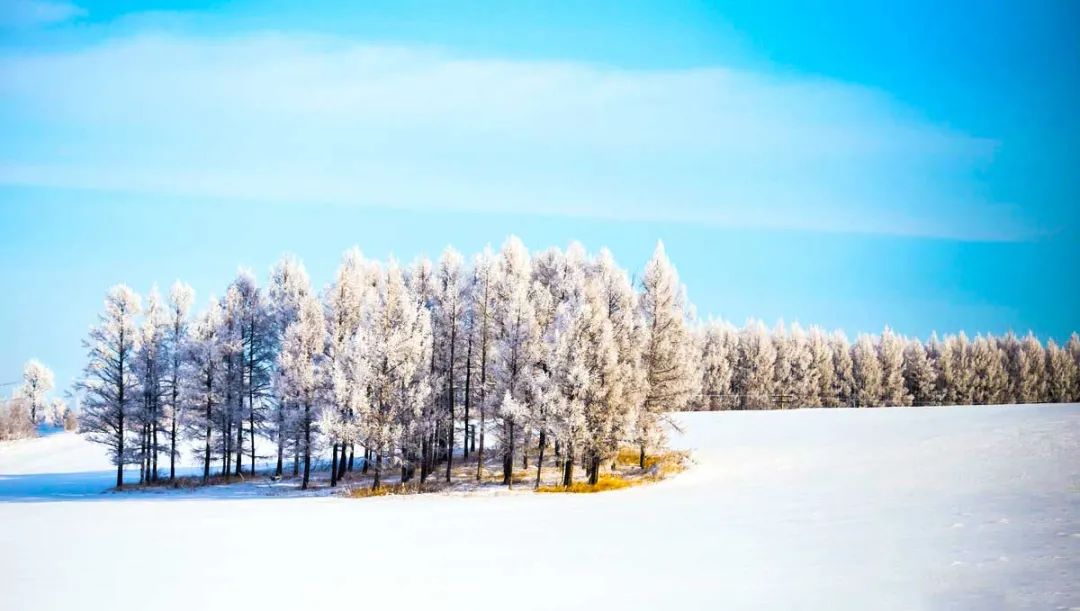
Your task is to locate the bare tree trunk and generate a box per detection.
[330,443,339,487]
[348,444,355,471]
[463,335,472,459]
[337,442,348,481]
[562,447,573,487]
[502,418,514,487]
[534,430,546,489]
[301,402,312,489]
[639,444,646,469]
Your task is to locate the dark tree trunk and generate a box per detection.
[347,444,355,472]
[588,452,600,486]
[203,396,212,483]
[330,443,339,487]
[169,406,177,482]
[534,430,546,489]
[152,417,159,482]
[639,444,646,469]
[337,442,348,481]
[463,335,472,459]
[502,418,514,487]
[362,447,370,474]
[562,449,574,487]
[301,402,312,489]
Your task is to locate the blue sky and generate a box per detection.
[1,0,1078,393]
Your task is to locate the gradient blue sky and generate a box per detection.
[1,0,1078,392]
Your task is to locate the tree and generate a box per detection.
[1069,334,1080,402]
[267,254,312,477]
[879,327,909,406]
[902,339,936,406]
[186,298,225,482]
[787,323,817,408]
[468,247,497,482]
[637,241,697,466]
[324,248,371,486]
[1016,333,1046,404]
[77,285,142,489]
[970,335,1006,405]
[937,333,973,405]
[852,334,882,407]
[434,247,468,482]
[735,319,776,409]
[807,326,834,407]
[1045,339,1077,403]
[489,236,542,486]
[134,286,168,483]
[17,359,54,426]
[699,320,737,410]
[830,331,855,406]
[164,281,194,481]
[277,293,326,490]
[361,260,432,489]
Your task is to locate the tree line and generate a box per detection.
[70,237,1080,490]
[692,320,1080,410]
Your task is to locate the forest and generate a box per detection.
[4,238,1078,492]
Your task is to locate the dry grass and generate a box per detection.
[536,449,688,494]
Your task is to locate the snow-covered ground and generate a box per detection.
[1,404,1078,610]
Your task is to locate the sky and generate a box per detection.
[1,0,1078,393]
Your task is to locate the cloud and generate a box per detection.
[0,0,84,28]
[0,32,1019,239]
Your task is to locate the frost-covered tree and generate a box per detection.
[489,236,542,486]
[637,241,697,465]
[787,323,817,408]
[902,338,936,406]
[468,246,497,481]
[277,293,326,490]
[229,270,273,478]
[16,359,54,426]
[77,285,142,489]
[879,327,909,407]
[185,298,225,482]
[134,287,168,483]
[937,333,973,404]
[852,334,883,407]
[1016,333,1046,404]
[1045,339,1077,403]
[807,326,834,407]
[771,321,793,407]
[164,281,194,481]
[267,254,311,477]
[361,261,432,489]
[433,247,468,482]
[698,320,737,410]
[735,319,776,409]
[970,335,1006,405]
[45,397,67,428]
[323,248,372,486]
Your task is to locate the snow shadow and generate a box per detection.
[0,464,341,503]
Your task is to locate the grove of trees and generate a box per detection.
[67,237,1080,489]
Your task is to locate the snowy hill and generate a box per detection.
[1,404,1078,610]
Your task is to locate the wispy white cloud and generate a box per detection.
[0,32,1021,239]
[0,0,84,28]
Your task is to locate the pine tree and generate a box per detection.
[77,285,142,489]
[134,286,168,483]
[879,327,909,406]
[267,254,312,477]
[699,320,737,410]
[1045,339,1077,403]
[902,339,936,406]
[807,326,834,407]
[434,247,468,482]
[277,293,326,490]
[787,323,817,408]
[637,241,697,466]
[164,281,194,482]
[852,334,882,407]
[735,319,776,409]
[970,335,1006,405]
[1017,333,1046,403]
[489,236,542,486]
[830,331,855,406]
[186,298,225,482]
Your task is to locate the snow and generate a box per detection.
[2,404,1078,610]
